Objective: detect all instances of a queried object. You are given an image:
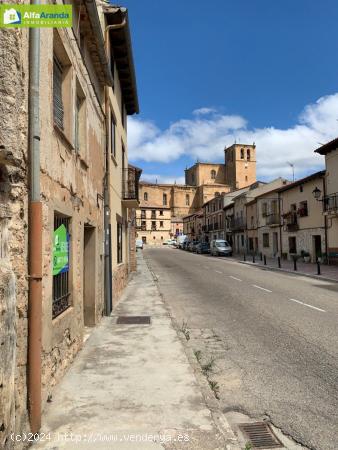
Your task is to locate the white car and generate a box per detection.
[210,239,232,256]
[136,239,144,250]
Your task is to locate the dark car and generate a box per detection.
[190,241,199,252]
[196,242,210,254]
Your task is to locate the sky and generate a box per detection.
[120,0,338,184]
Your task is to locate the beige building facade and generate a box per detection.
[0,2,139,448]
[278,172,326,262]
[316,139,338,264]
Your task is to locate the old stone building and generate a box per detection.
[137,143,257,244]
[0,2,139,448]
[315,139,338,264]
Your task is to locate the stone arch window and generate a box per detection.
[247,149,251,160]
[215,192,220,197]
[211,169,216,179]
[240,148,245,159]
[144,192,148,201]
[186,194,190,206]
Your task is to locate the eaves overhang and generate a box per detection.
[78,0,114,87]
[103,5,139,115]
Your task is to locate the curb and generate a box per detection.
[143,254,241,450]
[238,260,338,283]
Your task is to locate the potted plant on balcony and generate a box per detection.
[301,250,311,263]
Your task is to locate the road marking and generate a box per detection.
[252,284,272,293]
[229,275,242,281]
[215,270,223,274]
[289,298,326,313]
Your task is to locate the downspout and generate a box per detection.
[323,175,329,264]
[278,192,283,258]
[28,5,42,434]
[103,18,126,315]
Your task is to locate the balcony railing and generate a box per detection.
[266,213,280,226]
[324,192,338,214]
[232,218,246,231]
[122,166,141,202]
[284,212,298,231]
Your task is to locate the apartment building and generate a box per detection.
[183,210,204,241]
[0,2,139,446]
[315,139,338,264]
[137,207,171,244]
[276,171,326,261]
[203,195,226,240]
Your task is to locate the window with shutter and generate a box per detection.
[53,56,64,129]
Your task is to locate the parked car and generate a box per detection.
[177,235,187,249]
[136,239,144,250]
[164,239,176,246]
[196,242,210,254]
[210,239,232,256]
[183,240,190,250]
[191,241,199,252]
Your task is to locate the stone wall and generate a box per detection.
[0,22,29,449]
[113,263,129,306]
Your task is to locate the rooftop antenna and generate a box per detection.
[287,162,295,182]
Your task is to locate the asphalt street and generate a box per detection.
[144,247,338,450]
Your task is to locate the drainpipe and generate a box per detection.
[278,192,283,258]
[323,175,329,264]
[28,6,42,434]
[103,18,126,315]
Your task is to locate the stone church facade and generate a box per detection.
[136,143,256,244]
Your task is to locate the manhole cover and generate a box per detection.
[116,316,151,325]
[239,422,284,449]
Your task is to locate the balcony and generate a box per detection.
[122,166,142,208]
[324,193,338,215]
[266,213,280,226]
[283,212,299,232]
[232,218,246,231]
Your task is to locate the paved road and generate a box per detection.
[144,247,338,450]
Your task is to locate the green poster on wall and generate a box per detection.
[53,224,69,276]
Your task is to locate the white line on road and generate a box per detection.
[289,298,326,313]
[252,284,272,293]
[215,270,223,274]
[229,276,242,281]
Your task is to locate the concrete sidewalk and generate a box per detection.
[232,253,338,283]
[32,254,238,450]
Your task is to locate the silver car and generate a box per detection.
[210,239,232,256]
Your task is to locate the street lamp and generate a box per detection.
[312,186,322,201]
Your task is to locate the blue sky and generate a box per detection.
[121,0,338,183]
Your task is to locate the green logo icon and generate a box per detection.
[0,4,72,28]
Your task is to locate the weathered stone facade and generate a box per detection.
[0,22,29,449]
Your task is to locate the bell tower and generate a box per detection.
[224,143,256,190]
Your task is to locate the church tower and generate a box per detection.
[224,143,256,190]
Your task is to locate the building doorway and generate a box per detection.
[83,225,96,326]
[313,235,322,262]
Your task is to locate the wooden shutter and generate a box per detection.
[53,56,64,129]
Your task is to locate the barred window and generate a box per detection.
[53,214,71,319]
[117,222,123,263]
[53,56,64,129]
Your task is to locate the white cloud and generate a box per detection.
[192,107,217,116]
[128,93,338,179]
[140,173,186,185]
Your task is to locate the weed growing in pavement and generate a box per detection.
[181,320,190,341]
[194,350,202,363]
[208,379,220,400]
[201,358,215,376]
[243,443,252,450]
